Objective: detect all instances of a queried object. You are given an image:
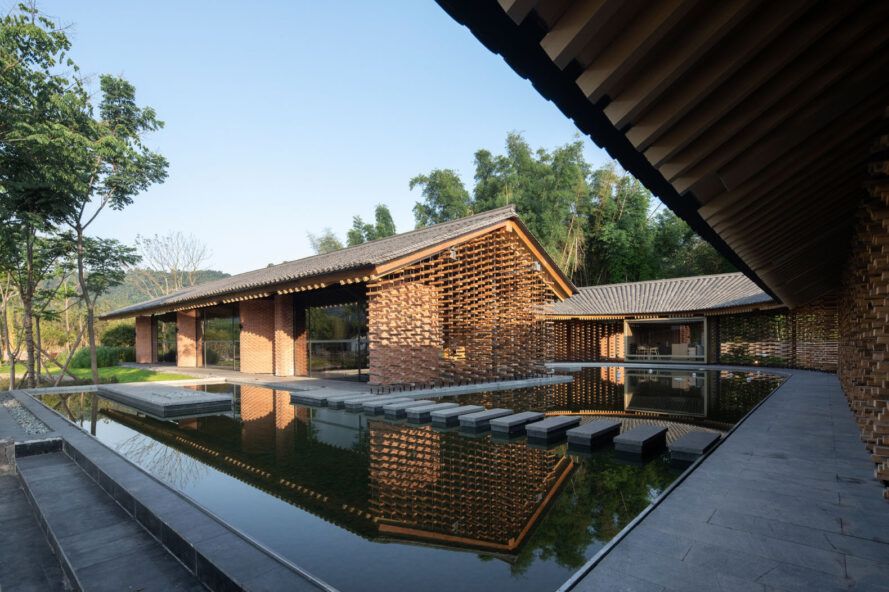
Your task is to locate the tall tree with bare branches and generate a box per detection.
[130,231,210,299]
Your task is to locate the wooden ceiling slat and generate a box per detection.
[627,1,840,152]
[667,48,889,194]
[540,0,623,69]
[498,0,538,24]
[645,8,884,171]
[703,124,876,226]
[574,0,700,103]
[699,120,876,222]
[602,0,758,130]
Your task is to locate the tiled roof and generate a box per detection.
[545,272,774,317]
[103,206,548,319]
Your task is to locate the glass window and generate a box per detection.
[307,302,368,380]
[202,304,240,370]
[155,317,177,363]
[626,319,706,362]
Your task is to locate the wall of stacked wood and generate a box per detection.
[714,299,838,372]
[550,320,624,362]
[838,185,889,499]
[366,228,557,386]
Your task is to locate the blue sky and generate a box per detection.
[22,0,613,274]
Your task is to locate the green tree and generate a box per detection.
[307,229,344,254]
[410,169,472,227]
[651,209,734,277]
[346,204,397,246]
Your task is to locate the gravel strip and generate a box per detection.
[1,394,50,435]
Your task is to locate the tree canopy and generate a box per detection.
[346,204,397,246]
[410,132,733,285]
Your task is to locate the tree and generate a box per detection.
[346,204,397,246]
[55,74,168,385]
[130,231,210,299]
[307,229,343,254]
[410,169,472,227]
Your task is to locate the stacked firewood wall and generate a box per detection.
[838,137,889,499]
[367,228,557,385]
[551,320,624,361]
[716,300,838,372]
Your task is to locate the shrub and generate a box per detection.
[70,346,136,369]
[100,324,136,348]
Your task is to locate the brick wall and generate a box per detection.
[367,227,556,385]
[274,294,295,377]
[176,310,199,367]
[240,299,275,374]
[134,316,153,364]
[838,192,889,499]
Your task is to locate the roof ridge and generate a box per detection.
[576,271,745,291]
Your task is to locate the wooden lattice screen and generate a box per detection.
[551,320,624,362]
[367,228,557,385]
[715,298,838,372]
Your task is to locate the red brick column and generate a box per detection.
[134,316,153,364]
[240,299,275,374]
[274,294,295,377]
[176,310,199,367]
[294,300,308,377]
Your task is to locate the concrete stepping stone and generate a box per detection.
[567,420,622,449]
[430,405,485,428]
[614,425,668,456]
[525,416,581,444]
[490,411,545,437]
[363,397,411,415]
[290,392,330,406]
[459,408,514,432]
[383,399,435,420]
[406,403,459,424]
[327,394,378,410]
[343,395,392,412]
[670,431,721,463]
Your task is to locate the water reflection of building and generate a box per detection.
[368,421,572,552]
[101,386,573,555]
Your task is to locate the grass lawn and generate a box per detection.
[0,363,192,384]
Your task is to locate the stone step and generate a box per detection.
[16,451,204,592]
[406,403,460,424]
[567,420,622,449]
[430,405,486,428]
[614,425,668,456]
[363,397,412,415]
[383,399,436,420]
[526,416,581,444]
[343,395,389,412]
[290,392,330,406]
[490,412,545,437]
[669,431,721,463]
[459,408,515,432]
[327,394,378,410]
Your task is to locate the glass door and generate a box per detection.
[202,304,240,370]
[307,301,368,381]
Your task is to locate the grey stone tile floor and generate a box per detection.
[571,370,889,591]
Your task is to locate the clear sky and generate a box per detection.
[20,0,614,274]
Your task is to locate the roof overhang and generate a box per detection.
[438,1,889,308]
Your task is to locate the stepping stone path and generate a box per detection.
[614,425,668,456]
[567,420,622,449]
[526,416,581,444]
[430,405,485,428]
[490,412,545,437]
[406,403,459,424]
[459,408,514,432]
[383,400,435,420]
[669,431,720,463]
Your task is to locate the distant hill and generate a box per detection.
[99,269,230,314]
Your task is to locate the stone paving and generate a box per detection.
[569,370,889,592]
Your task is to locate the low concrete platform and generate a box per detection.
[97,384,231,419]
[383,399,435,419]
[526,416,581,444]
[613,425,668,456]
[363,396,411,415]
[290,391,329,406]
[326,393,379,410]
[406,402,459,424]
[430,405,485,428]
[670,430,721,464]
[459,408,514,432]
[567,420,622,450]
[342,395,385,411]
[490,411,545,437]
